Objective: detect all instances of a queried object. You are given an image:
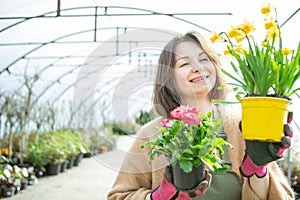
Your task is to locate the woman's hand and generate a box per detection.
[239,112,293,178]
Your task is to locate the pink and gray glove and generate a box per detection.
[151,165,211,200]
[240,112,293,178]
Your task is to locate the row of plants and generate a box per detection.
[0,128,115,198]
[109,109,158,136]
[24,130,86,174]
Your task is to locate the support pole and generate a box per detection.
[116,27,119,56]
[57,0,61,16]
[94,7,98,42]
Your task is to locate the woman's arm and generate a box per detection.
[107,118,163,200]
[242,162,295,200]
[107,137,153,199]
[219,104,295,200]
[247,173,270,199]
[107,171,152,200]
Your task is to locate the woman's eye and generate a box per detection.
[180,63,189,67]
[199,58,209,62]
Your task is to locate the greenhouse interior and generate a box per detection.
[0,0,300,199]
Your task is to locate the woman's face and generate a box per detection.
[173,41,217,101]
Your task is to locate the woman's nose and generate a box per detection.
[191,65,198,73]
[191,63,204,72]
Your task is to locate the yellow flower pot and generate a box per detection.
[240,97,291,142]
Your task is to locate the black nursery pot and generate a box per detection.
[67,158,75,169]
[172,162,205,191]
[1,187,15,197]
[60,160,69,173]
[27,177,36,185]
[46,163,61,176]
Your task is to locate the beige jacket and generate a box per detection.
[107,104,295,200]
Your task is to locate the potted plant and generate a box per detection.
[211,3,300,142]
[0,164,16,197]
[43,137,66,176]
[26,166,36,185]
[141,105,232,190]
[12,165,28,190]
[24,141,47,177]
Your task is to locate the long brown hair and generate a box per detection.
[153,31,228,117]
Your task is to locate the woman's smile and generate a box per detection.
[190,75,209,84]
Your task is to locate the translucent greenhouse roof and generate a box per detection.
[0,0,300,126]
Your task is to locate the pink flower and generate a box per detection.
[181,112,201,126]
[184,105,199,113]
[8,176,14,184]
[161,119,172,128]
[170,107,183,119]
[170,105,201,126]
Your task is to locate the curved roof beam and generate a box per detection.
[12,54,74,95]
[0,26,175,75]
[52,56,122,106]
[280,8,300,28]
[0,5,232,33]
[69,61,151,121]
[50,54,119,104]
[0,27,117,75]
[76,68,155,126]
[31,55,125,107]
[79,85,152,127]
[19,27,170,108]
[31,65,79,107]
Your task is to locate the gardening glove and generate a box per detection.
[150,165,211,200]
[239,111,293,178]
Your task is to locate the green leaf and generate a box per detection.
[179,160,193,173]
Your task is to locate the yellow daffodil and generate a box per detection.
[210,31,222,43]
[282,48,294,56]
[235,36,244,43]
[211,3,300,98]
[264,19,276,30]
[261,40,267,47]
[239,20,256,35]
[235,44,246,54]
[228,26,242,38]
[261,3,271,15]
[266,26,280,41]
[223,49,230,55]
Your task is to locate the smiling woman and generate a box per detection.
[0,1,299,199]
[107,31,295,200]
